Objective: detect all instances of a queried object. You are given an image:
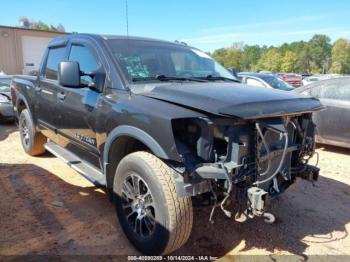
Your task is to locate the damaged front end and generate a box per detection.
[171,114,319,223]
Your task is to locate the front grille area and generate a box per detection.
[255,118,296,193]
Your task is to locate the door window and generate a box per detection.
[69,45,99,85]
[321,79,350,101]
[45,47,66,80]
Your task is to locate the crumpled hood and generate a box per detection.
[132,82,322,119]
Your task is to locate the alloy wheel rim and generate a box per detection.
[121,173,156,237]
[21,119,30,146]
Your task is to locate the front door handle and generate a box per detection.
[34,86,41,92]
[57,92,66,101]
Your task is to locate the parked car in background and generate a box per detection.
[238,72,294,91]
[302,74,346,86]
[0,76,15,122]
[301,73,312,79]
[296,77,350,148]
[302,76,322,86]
[275,72,285,79]
[280,73,303,87]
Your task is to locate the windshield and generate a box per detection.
[259,75,294,91]
[106,39,236,83]
[0,78,10,92]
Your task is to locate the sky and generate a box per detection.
[1,0,350,52]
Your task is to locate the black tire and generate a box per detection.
[113,151,193,255]
[19,109,46,156]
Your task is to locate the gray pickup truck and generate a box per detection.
[11,33,321,255]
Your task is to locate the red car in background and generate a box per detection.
[279,73,303,87]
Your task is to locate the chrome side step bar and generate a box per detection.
[44,141,106,186]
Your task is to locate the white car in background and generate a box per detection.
[302,74,346,86]
[238,72,294,91]
[302,76,322,86]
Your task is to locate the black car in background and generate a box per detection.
[238,72,294,91]
[0,76,15,122]
[296,77,350,148]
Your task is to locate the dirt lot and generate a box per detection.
[1,123,350,259]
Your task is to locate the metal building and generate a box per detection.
[0,25,67,75]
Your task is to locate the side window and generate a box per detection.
[69,45,99,85]
[322,79,350,101]
[45,47,66,80]
[309,84,325,98]
[246,78,265,87]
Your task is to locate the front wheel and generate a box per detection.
[19,109,46,156]
[113,151,193,255]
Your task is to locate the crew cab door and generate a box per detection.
[55,42,104,168]
[36,45,68,142]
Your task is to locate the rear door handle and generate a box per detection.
[57,92,66,101]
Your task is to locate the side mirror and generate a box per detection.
[88,70,106,93]
[58,61,80,87]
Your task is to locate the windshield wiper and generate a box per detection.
[201,75,240,83]
[132,75,207,83]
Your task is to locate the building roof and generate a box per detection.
[0,25,68,35]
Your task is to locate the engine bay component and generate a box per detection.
[173,114,319,224]
[247,187,267,216]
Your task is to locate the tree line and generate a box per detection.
[210,34,350,74]
[18,17,65,32]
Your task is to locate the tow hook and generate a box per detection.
[235,187,276,224]
[299,164,319,182]
[263,212,276,224]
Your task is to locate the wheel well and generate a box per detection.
[105,136,151,190]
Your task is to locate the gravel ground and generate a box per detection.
[0,123,350,260]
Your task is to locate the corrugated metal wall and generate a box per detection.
[0,29,17,74]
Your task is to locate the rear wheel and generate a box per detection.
[19,109,46,156]
[113,151,193,255]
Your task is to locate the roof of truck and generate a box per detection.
[48,33,188,48]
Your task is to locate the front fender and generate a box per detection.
[103,125,170,168]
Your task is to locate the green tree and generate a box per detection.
[210,34,350,74]
[18,17,65,32]
[31,21,51,31]
[257,48,282,72]
[295,46,312,73]
[212,48,229,65]
[308,34,332,73]
[330,39,350,74]
[281,51,298,72]
[212,47,242,70]
[240,45,262,71]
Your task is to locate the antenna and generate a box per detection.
[125,0,129,37]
